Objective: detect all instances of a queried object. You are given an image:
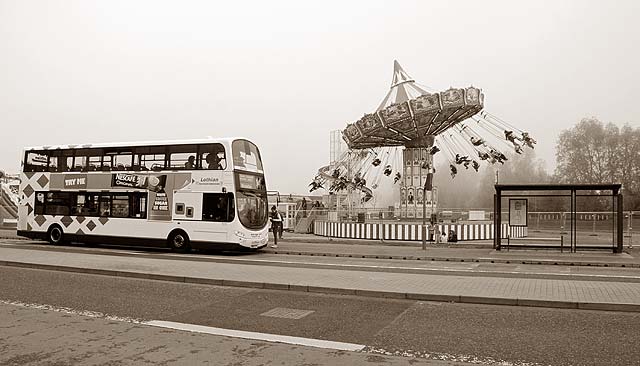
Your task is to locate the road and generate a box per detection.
[1,240,640,365]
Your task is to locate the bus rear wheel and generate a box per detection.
[168,230,191,253]
[47,225,64,245]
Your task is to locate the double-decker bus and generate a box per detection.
[17,138,269,252]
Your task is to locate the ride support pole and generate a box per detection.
[422,188,427,250]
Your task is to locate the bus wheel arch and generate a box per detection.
[168,229,191,253]
[47,224,65,245]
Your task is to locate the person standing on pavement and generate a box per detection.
[270,205,283,248]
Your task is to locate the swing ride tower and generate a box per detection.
[341,61,484,218]
[311,61,535,220]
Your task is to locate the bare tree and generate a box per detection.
[434,149,549,209]
[555,118,640,209]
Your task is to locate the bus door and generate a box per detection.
[200,192,235,242]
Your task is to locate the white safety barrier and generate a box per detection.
[313,221,527,241]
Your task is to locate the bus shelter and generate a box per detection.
[494,184,623,253]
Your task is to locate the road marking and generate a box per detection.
[0,299,365,352]
[144,320,366,351]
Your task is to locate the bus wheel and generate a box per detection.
[47,225,64,245]
[168,230,191,253]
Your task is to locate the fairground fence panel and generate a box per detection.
[313,220,527,242]
[309,207,526,242]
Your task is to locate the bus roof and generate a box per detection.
[24,137,255,151]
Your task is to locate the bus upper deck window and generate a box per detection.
[63,156,73,172]
[84,156,101,171]
[200,144,226,170]
[48,156,58,172]
[169,152,198,170]
[140,153,166,171]
[101,156,112,171]
[113,154,132,171]
[74,156,87,172]
[24,152,48,172]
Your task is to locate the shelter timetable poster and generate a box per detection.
[509,199,528,227]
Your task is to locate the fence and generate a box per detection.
[313,220,527,241]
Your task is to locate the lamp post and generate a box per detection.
[347,150,352,220]
[422,161,434,250]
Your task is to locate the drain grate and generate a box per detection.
[260,307,315,320]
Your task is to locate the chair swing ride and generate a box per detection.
[309,61,535,211]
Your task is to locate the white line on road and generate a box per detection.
[0,299,365,352]
[144,320,366,351]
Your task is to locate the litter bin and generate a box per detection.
[357,213,365,223]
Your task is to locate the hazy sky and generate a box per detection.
[1,0,638,194]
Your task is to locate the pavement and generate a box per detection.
[271,232,640,267]
[2,234,640,313]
